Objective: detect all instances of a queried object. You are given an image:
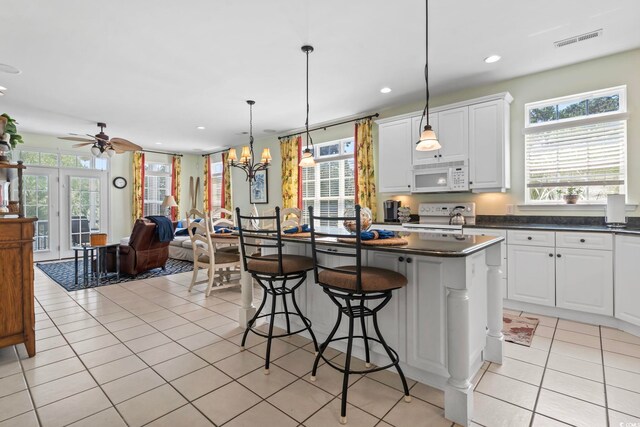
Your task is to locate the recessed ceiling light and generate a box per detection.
[0,63,21,74]
[263,129,277,133]
[380,87,392,94]
[155,142,162,145]
[196,126,205,130]
[0,86,6,91]
[484,55,501,64]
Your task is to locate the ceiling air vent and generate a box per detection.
[554,29,603,48]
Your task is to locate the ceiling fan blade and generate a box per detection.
[58,136,95,142]
[71,142,95,148]
[110,138,143,151]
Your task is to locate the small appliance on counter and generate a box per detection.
[606,194,627,228]
[403,202,476,234]
[383,200,401,222]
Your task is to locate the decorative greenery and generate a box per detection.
[1,114,24,148]
[565,186,583,196]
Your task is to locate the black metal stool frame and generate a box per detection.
[236,207,319,374]
[308,205,411,424]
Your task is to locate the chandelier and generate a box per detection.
[227,100,272,181]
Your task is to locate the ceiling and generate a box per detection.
[1,0,639,153]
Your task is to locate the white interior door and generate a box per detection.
[23,168,60,262]
[59,170,109,258]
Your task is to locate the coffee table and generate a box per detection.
[73,243,120,287]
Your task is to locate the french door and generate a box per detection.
[23,168,109,261]
[24,168,60,262]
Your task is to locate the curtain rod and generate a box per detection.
[201,148,231,157]
[141,149,183,157]
[277,113,379,140]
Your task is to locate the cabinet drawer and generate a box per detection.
[507,230,555,247]
[556,232,612,251]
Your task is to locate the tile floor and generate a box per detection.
[1,269,640,426]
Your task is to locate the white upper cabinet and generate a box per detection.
[411,108,468,165]
[377,118,413,193]
[469,98,511,192]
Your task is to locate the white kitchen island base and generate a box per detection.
[239,232,504,426]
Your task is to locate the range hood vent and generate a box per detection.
[554,29,603,48]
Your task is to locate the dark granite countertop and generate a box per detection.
[467,215,640,235]
[247,229,503,258]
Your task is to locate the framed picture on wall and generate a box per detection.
[250,170,269,204]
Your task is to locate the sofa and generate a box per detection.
[119,218,177,275]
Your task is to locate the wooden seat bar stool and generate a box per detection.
[236,207,319,374]
[308,205,411,424]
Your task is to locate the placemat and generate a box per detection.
[337,237,408,246]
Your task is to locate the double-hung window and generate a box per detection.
[524,86,627,204]
[210,159,223,211]
[301,137,355,225]
[144,162,172,216]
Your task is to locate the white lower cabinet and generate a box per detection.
[615,235,640,326]
[556,248,613,316]
[507,245,556,307]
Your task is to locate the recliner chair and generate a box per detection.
[119,218,176,276]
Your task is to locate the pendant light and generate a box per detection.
[299,45,316,167]
[227,100,272,181]
[415,0,441,152]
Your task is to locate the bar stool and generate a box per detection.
[308,205,411,424]
[236,207,319,374]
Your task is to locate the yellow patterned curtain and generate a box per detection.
[132,151,145,221]
[355,119,377,220]
[203,155,210,211]
[280,135,300,209]
[171,155,181,220]
[221,152,232,214]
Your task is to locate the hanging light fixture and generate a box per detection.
[299,45,316,167]
[227,100,271,181]
[415,0,441,152]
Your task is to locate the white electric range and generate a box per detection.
[402,202,476,235]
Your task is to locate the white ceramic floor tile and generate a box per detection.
[488,357,544,386]
[476,371,539,410]
[546,352,604,382]
[542,369,605,406]
[535,388,607,427]
[556,319,600,337]
[606,385,640,418]
[471,392,532,427]
[116,384,187,427]
[605,365,640,393]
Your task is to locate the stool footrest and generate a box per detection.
[247,312,313,339]
[318,335,401,375]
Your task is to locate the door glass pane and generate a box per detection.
[23,175,50,252]
[70,176,101,246]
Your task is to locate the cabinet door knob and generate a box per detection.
[398,256,405,262]
[580,238,586,243]
[527,236,532,240]
[557,254,562,258]
[434,155,437,158]
[549,253,553,257]
[406,257,412,263]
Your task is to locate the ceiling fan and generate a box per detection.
[58,122,142,157]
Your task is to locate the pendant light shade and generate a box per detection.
[415,0,440,152]
[416,124,441,151]
[299,45,316,168]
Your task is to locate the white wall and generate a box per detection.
[229,48,640,219]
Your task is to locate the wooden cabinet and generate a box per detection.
[469,99,511,192]
[377,118,413,193]
[556,247,613,316]
[507,244,556,307]
[614,235,640,326]
[0,218,36,357]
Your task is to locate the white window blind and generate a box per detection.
[302,138,355,225]
[144,162,172,216]
[524,87,627,204]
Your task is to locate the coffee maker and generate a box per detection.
[383,200,401,222]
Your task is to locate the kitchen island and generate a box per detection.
[237,231,504,426]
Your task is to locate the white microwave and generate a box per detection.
[412,166,469,193]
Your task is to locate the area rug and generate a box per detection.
[36,258,194,292]
[503,313,539,346]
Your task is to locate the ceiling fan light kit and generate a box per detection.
[59,122,143,157]
[415,0,441,152]
[227,100,271,181]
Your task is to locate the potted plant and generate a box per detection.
[563,187,583,204]
[0,114,24,149]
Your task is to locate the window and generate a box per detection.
[210,159,223,211]
[302,138,355,225]
[18,150,108,170]
[144,162,172,216]
[524,86,627,204]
